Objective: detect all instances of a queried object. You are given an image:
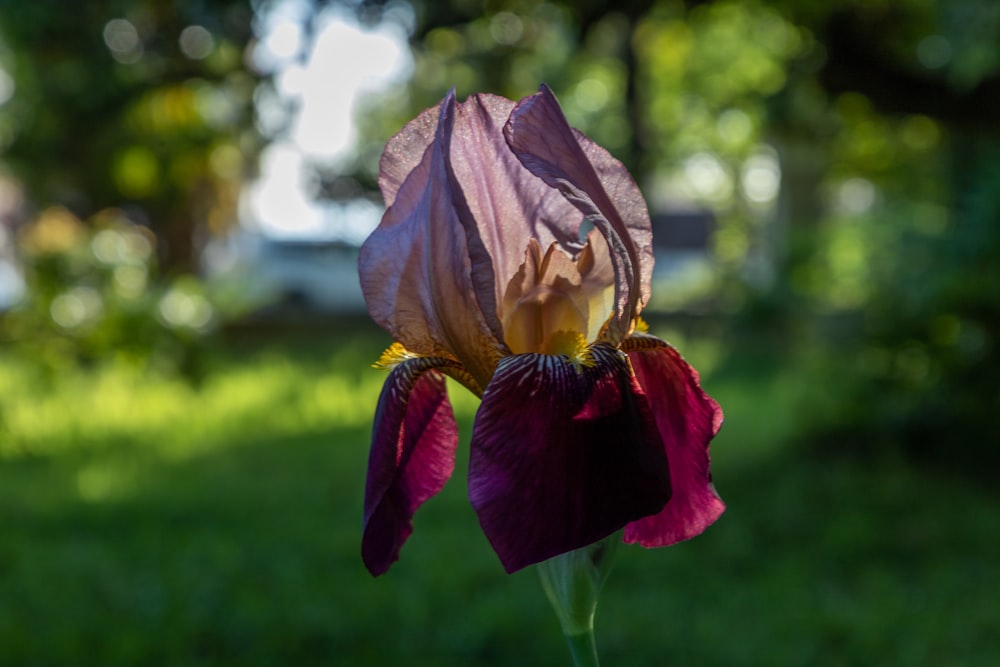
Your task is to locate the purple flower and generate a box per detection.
[359,86,724,576]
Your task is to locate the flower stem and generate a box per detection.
[537,535,619,667]
[564,629,600,667]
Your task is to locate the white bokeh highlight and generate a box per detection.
[245,3,412,240]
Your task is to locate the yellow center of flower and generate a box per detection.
[501,235,615,364]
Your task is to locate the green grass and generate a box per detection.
[1,321,997,666]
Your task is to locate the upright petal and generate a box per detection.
[469,345,672,573]
[363,356,460,576]
[360,92,501,387]
[504,85,654,343]
[576,228,617,343]
[448,94,584,319]
[622,335,725,547]
[500,239,590,355]
[378,104,440,208]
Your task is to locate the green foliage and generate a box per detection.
[0,0,257,270]
[815,136,1000,468]
[354,2,635,180]
[1,206,216,376]
[0,2,258,376]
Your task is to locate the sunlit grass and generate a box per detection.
[1,346,384,460]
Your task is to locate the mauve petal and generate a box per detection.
[359,92,501,387]
[363,357,459,576]
[504,85,654,343]
[469,344,671,573]
[623,335,725,547]
[378,104,440,208]
[449,94,584,318]
[573,129,654,309]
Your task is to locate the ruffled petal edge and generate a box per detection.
[622,334,725,547]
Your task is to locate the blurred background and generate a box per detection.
[1,0,998,665]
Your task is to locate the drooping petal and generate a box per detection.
[504,85,654,343]
[622,334,725,547]
[447,94,585,318]
[363,356,460,576]
[469,344,672,573]
[360,91,502,387]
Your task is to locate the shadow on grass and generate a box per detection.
[0,418,553,667]
[2,424,999,666]
[605,451,1000,666]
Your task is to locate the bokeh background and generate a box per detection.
[1,0,998,665]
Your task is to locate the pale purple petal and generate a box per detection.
[448,94,584,320]
[378,104,439,208]
[469,345,671,573]
[363,357,459,576]
[623,335,725,547]
[573,128,654,309]
[504,85,654,342]
[359,92,501,387]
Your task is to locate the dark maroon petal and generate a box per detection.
[363,357,459,576]
[359,91,501,387]
[469,344,671,573]
[623,335,724,547]
[504,85,654,342]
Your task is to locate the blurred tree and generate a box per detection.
[0,0,257,272]
[768,0,1000,467]
[0,0,995,458]
[6,205,215,376]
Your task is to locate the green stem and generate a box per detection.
[537,535,619,667]
[565,629,600,667]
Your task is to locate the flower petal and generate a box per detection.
[360,91,501,387]
[448,94,584,319]
[469,344,671,573]
[622,335,725,547]
[378,104,440,209]
[363,357,459,576]
[504,85,654,343]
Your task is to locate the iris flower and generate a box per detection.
[359,85,723,576]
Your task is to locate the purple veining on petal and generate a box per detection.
[469,344,671,573]
[363,357,459,576]
[622,335,725,547]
